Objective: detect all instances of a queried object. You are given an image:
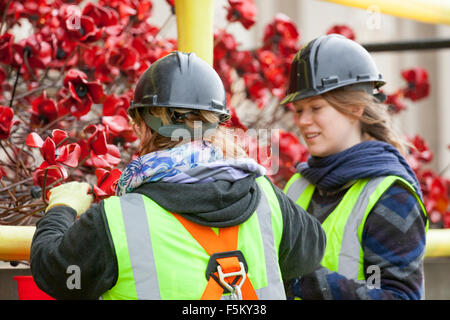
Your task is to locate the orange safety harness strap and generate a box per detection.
[172,213,258,300]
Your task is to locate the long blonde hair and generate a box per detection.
[322,88,409,157]
[128,107,248,158]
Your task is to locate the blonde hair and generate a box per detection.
[128,107,248,158]
[322,88,409,157]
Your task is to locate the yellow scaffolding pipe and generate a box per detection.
[0,226,35,261]
[0,226,449,261]
[320,0,450,25]
[175,0,214,66]
[424,229,450,258]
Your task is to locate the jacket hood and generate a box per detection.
[132,174,261,228]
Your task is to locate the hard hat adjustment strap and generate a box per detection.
[142,109,218,138]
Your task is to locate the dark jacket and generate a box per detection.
[30,174,326,299]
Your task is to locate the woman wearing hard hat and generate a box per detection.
[30,51,326,300]
[283,34,428,300]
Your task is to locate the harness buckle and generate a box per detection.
[205,250,249,299]
[217,262,246,300]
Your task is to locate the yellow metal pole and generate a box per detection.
[0,226,35,261]
[320,0,450,25]
[0,226,449,261]
[174,0,215,66]
[425,229,450,258]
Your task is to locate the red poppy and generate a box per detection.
[79,140,122,169]
[0,1,25,29]
[405,134,433,174]
[80,124,121,169]
[30,91,59,127]
[385,90,407,114]
[100,0,152,24]
[27,129,81,192]
[230,50,259,74]
[42,29,79,69]
[326,25,356,40]
[276,130,309,166]
[58,69,104,118]
[214,29,238,61]
[106,44,140,72]
[256,49,287,95]
[85,124,108,154]
[226,0,257,30]
[57,88,89,119]
[25,0,61,29]
[102,113,138,146]
[82,2,120,28]
[102,93,131,116]
[92,168,122,200]
[0,33,14,65]
[18,0,53,20]
[12,33,52,77]
[0,106,14,139]
[421,171,449,218]
[262,13,300,56]
[82,45,119,83]
[131,0,153,22]
[64,9,102,43]
[26,129,81,168]
[130,37,151,61]
[408,134,433,163]
[83,3,122,37]
[32,163,68,189]
[243,73,270,109]
[401,68,430,101]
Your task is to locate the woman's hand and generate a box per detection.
[45,181,93,217]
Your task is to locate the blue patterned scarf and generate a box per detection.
[116,140,266,196]
[297,140,423,200]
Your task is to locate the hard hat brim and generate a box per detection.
[281,79,386,105]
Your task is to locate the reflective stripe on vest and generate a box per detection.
[102,176,285,300]
[255,176,286,299]
[284,174,428,281]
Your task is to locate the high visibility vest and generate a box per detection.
[284,173,428,281]
[101,176,286,300]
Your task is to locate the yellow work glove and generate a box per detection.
[45,181,93,217]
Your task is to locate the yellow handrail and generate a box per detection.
[0,226,35,261]
[320,0,450,25]
[0,226,449,261]
[423,229,450,258]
